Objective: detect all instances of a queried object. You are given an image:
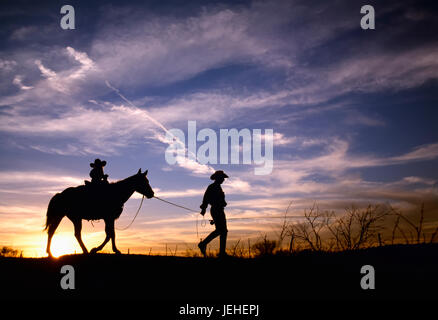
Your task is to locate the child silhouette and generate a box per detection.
[89,159,109,184]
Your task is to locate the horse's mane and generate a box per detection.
[80,173,138,190]
[109,173,138,185]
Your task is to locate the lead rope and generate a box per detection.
[115,194,145,231]
[153,196,199,213]
[153,196,205,240]
[196,214,207,240]
[115,194,205,239]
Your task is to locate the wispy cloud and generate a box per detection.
[391,143,438,163]
[0,58,17,71]
[0,103,159,155]
[12,75,33,90]
[0,171,83,196]
[344,111,385,127]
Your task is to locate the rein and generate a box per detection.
[115,194,145,231]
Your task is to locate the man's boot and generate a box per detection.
[218,232,228,258]
[198,241,207,257]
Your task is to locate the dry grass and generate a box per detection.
[0,246,22,258]
[217,202,438,258]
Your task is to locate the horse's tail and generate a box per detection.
[44,193,65,232]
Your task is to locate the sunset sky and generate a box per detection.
[0,0,437,257]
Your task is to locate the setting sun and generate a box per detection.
[49,233,79,258]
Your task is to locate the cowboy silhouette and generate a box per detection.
[89,159,109,184]
[198,170,229,258]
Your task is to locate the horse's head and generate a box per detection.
[134,169,154,199]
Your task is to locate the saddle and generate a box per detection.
[79,181,118,220]
[84,179,109,186]
[83,180,110,198]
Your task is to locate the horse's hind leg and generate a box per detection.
[71,218,88,254]
[46,215,63,257]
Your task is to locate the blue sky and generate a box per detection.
[0,0,437,256]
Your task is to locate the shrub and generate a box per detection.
[0,246,20,257]
[252,235,278,257]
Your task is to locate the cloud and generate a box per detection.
[0,58,17,71]
[401,176,436,185]
[0,46,100,109]
[9,26,38,40]
[33,47,96,93]
[224,139,438,205]
[154,188,204,199]
[150,138,438,214]
[65,46,95,80]
[34,59,57,79]
[0,102,161,155]
[344,111,385,127]
[90,7,266,88]
[0,170,84,213]
[0,171,82,185]
[322,45,438,93]
[12,75,33,90]
[1,1,437,131]
[281,140,438,174]
[391,143,438,163]
[272,133,297,146]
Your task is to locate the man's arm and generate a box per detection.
[200,185,211,215]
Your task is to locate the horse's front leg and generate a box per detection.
[90,220,111,254]
[72,218,88,254]
[107,219,121,254]
[90,235,110,254]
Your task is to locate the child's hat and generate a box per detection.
[90,158,107,168]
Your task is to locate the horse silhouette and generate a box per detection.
[44,169,154,257]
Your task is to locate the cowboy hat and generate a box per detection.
[90,158,107,168]
[210,170,229,180]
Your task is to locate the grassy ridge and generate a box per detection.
[0,243,437,301]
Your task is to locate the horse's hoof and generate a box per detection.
[114,250,121,255]
[90,248,98,254]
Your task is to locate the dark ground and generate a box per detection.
[0,244,437,315]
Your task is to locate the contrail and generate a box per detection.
[105,80,168,133]
[105,80,214,173]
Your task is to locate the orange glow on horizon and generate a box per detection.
[49,233,80,257]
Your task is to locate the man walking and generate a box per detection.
[198,170,229,258]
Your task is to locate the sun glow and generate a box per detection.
[50,233,80,257]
